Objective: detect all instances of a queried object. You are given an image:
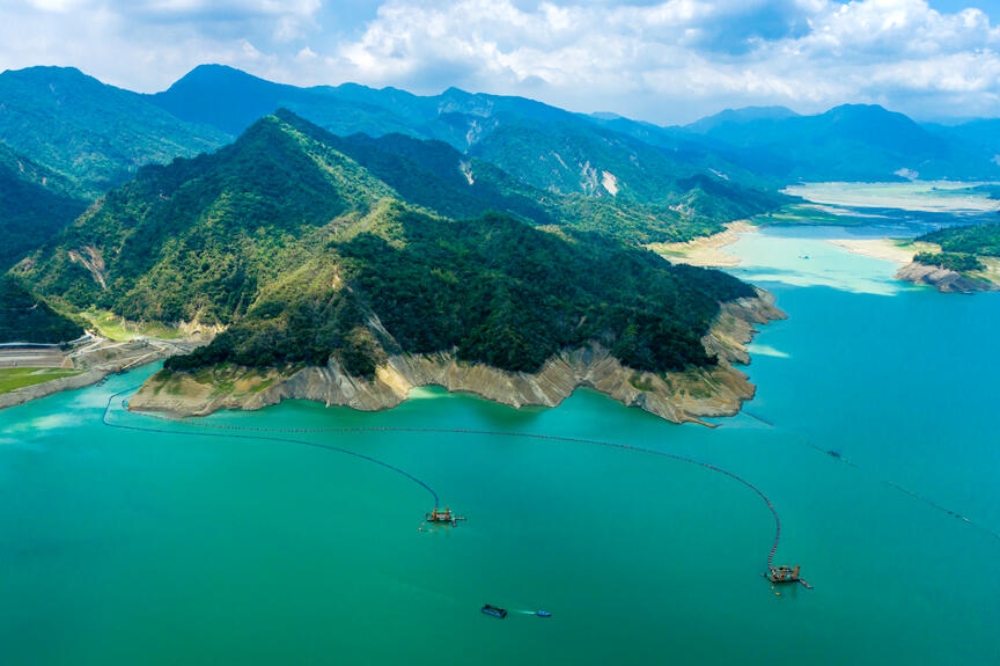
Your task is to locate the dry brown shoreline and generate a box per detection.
[129,289,786,425]
[647,220,754,268]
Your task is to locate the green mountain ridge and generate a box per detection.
[0,64,788,268]
[0,274,83,344]
[0,65,229,196]
[0,143,88,269]
[15,111,753,376]
[149,64,788,213]
[151,65,1000,184]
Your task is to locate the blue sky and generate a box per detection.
[1,1,998,124]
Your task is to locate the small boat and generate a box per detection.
[535,610,552,618]
[482,604,508,619]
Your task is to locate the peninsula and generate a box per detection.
[10,111,785,421]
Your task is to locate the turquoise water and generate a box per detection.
[2,226,999,665]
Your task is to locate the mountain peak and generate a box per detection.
[167,63,274,90]
[151,64,296,136]
[0,64,110,94]
[686,106,799,133]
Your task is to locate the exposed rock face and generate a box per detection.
[129,290,786,424]
[895,262,999,293]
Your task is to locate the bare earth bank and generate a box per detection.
[130,290,786,425]
[894,262,1000,293]
[648,221,754,268]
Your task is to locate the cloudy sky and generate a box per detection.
[1,0,998,124]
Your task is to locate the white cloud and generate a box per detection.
[319,0,1000,121]
[0,0,998,123]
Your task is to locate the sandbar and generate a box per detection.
[649,220,754,267]
[826,238,922,265]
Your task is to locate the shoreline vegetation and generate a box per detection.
[127,289,785,425]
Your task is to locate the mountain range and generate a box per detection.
[2,62,998,381]
[13,111,752,378]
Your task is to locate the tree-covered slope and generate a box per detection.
[280,113,775,244]
[0,66,229,196]
[0,275,82,344]
[918,223,1000,258]
[313,130,557,225]
[469,123,785,240]
[168,204,753,377]
[0,143,88,269]
[15,110,755,378]
[17,112,395,325]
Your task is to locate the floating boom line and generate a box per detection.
[110,400,786,571]
[101,388,440,506]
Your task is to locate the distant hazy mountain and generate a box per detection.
[148,64,422,139]
[680,103,1000,181]
[924,119,1000,158]
[149,65,581,141]
[0,143,87,269]
[17,110,752,376]
[0,66,229,196]
[149,65,784,226]
[685,106,801,134]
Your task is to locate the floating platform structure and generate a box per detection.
[425,507,466,525]
[765,565,813,590]
[482,604,508,619]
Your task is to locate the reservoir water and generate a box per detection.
[2,224,999,665]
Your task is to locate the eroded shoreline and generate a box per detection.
[128,289,786,425]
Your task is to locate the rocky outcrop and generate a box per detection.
[895,262,999,293]
[129,289,786,424]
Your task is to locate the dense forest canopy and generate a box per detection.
[0,144,88,270]
[918,223,1000,258]
[167,205,753,376]
[0,275,83,344]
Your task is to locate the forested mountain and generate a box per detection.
[148,65,785,240]
[0,64,785,262]
[917,223,1000,258]
[151,65,1000,186]
[0,66,228,196]
[15,111,753,376]
[0,143,87,269]
[0,274,82,344]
